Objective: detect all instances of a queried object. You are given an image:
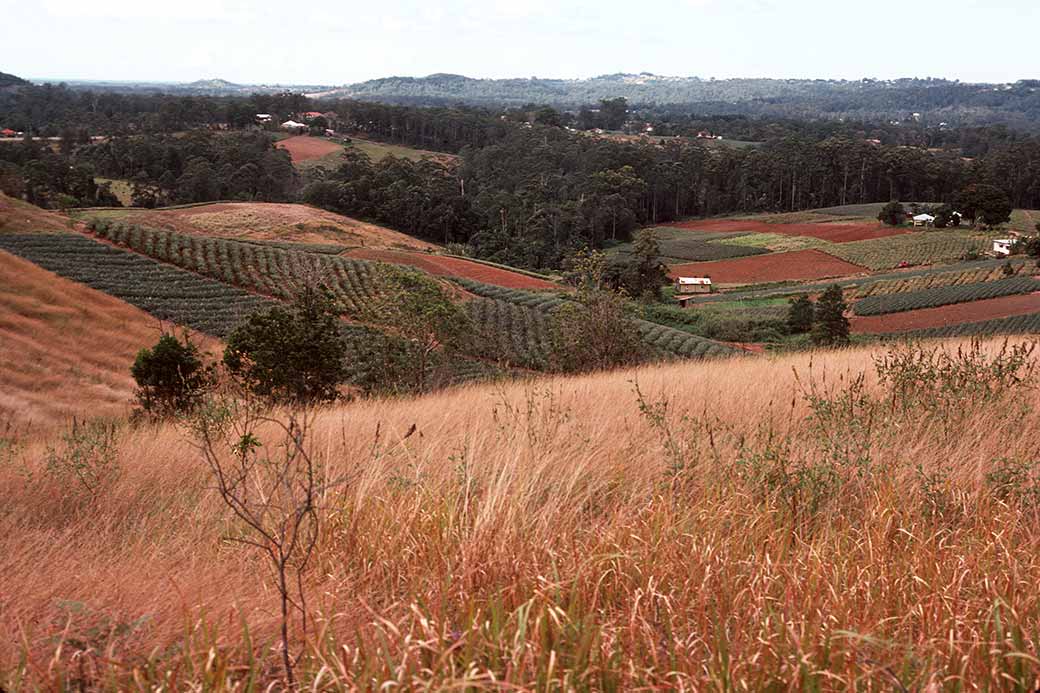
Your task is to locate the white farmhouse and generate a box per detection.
[912,213,936,227]
[993,239,1014,256]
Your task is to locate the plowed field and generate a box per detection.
[669,249,866,284]
[850,293,1040,333]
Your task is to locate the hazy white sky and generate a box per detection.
[4,0,1038,84]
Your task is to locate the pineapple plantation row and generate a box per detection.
[853,276,1040,316]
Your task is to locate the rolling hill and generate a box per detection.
[3,337,1039,688]
[0,248,217,428]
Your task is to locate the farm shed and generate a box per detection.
[993,239,1014,256]
[280,120,307,132]
[255,114,272,123]
[674,276,713,295]
[913,213,936,227]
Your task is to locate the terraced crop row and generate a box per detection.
[0,233,276,337]
[467,298,551,370]
[853,261,1030,298]
[822,233,989,270]
[91,221,395,315]
[456,278,739,360]
[853,276,1040,316]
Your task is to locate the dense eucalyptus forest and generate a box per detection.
[2,80,1040,270]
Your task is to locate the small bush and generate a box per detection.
[131,332,213,418]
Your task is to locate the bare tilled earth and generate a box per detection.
[669,249,866,284]
[97,203,439,251]
[347,248,558,290]
[276,135,343,162]
[850,293,1040,333]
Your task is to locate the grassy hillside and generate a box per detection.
[73,201,439,252]
[0,249,217,428]
[0,192,76,233]
[3,338,1040,688]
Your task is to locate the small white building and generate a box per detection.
[255,113,273,123]
[280,120,307,132]
[912,213,936,227]
[674,277,713,295]
[993,239,1014,256]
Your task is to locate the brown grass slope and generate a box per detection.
[4,339,1040,689]
[78,202,439,252]
[0,192,75,233]
[0,250,216,429]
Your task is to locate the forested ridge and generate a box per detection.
[3,78,1040,271]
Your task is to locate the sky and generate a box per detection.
[3,0,1038,85]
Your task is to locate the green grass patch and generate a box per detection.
[713,232,830,253]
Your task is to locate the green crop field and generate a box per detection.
[467,298,551,370]
[853,276,1040,316]
[821,232,990,270]
[456,277,740,359]
[712,232,830,253]
[853,260,1030,298]
[899,312,1040,339]
[0,233,276,337]
[91,221,400,315]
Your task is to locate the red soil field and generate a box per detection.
[276,135,343,162]
[666,219,908,243]
[850,293,1040,334]
[669,249,866,284]
[347,249,557,290]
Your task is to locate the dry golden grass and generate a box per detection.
[3,340,1040,689]
[0,250,219,430]
[0,192,76,233]
[80,202,439,252]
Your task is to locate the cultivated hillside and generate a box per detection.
[0,250,216,428]
[3,338,1039,688]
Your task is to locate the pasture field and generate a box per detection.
[667,218,906,243]
[275,134,344,163]
[670,248,866,284]
[712,231,830,253]
[5,340,1040,689]
[76,201,438,251]
[821,232,991,270]
[0,233,275,337]
[852,276,1040,316]
[850,293,1040,333]
[1010,208,1040,233]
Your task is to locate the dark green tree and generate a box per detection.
[131,332,213,417]
[955,184,1012,228]
[223,286,348,403]
[548,289,646,373]
[811,285,851,346]
[877,201,906,226]
[629,228,668,300]
[786,294,815,334]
